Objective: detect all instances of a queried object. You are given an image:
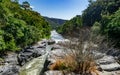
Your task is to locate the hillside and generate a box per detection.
[57,15,82,35]
[57,0,120,47]
[0,0,51,51]
[44,17,66,29]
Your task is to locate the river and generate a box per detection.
[50,30,69,43]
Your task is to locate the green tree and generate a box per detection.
[22,1,31,10]
[107,9,120,47]
[0,0,51,51]
[82,0,120,26]
[91,22,101,37]
[0,30,6,51]
[57,15,82,35]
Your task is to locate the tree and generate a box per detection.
[0,30,6,51]
[57,15,82,35]
[106,9,120,47]
[0,0,51,51]
[22,1,31,10]
[82,0,120,26]
[91,22,101,37]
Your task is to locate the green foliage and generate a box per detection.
[21,1,31,10]
[82,0,120,47]
[106,9,120,47]
[0,0,51,51]
[0,30,6,51]
[82,0,120,26]
[91,22,101,35]
[57,15,82,35]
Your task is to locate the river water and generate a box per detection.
[50,30,69,43]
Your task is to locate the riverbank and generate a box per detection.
[0,30,120,75]
[0,39,55,75]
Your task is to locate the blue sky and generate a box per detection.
[19,0,89,20]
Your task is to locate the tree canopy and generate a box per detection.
[0,0,51,51]
[57,15,82,35]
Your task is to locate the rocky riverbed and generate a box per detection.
[0,30,120,75]
[0,39,55,75]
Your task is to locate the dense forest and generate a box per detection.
[0,0,51,51]
[57,15,82,35]
[57,0,120,47]
[44,17,66,29]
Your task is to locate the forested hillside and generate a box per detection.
[57,15,82,35]
[57,0,120,47]
[44,17,66,29]
[0,0,51,51]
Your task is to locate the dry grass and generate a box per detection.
[49,54,99,75]
[49,54,77,71]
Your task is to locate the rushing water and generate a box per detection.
[51,30,69,43]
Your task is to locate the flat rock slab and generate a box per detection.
[97,56,116,65]
[96,55,120,71]
[19,54,47,75]
[100,62,120,71]
[19,45,52,75]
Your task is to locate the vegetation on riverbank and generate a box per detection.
[57,15,82,35]
[0,0,51,52]
[57,0,120,47]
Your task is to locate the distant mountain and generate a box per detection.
[44,17,67,29]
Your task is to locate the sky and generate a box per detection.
[19,0,89,20]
